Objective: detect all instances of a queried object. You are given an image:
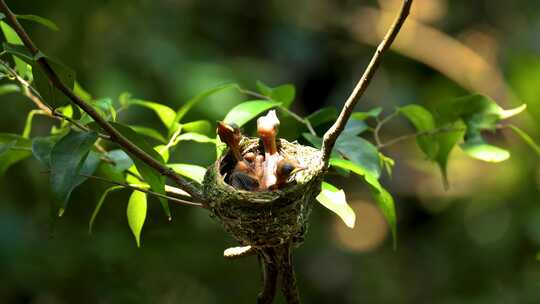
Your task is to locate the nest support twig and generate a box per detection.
[203,138,325,303]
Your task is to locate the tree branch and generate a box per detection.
[320,0,413,166]
[257,248,279,304]
[81,174,203,207]
[0,0,205,203]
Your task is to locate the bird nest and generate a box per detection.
[203,137,325,248]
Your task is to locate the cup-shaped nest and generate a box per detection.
[203,137,325,248]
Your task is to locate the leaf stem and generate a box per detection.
[321,0,413,166]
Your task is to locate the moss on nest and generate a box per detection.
[202,137,325,248]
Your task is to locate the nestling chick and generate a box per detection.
[257,110,283,189]
[270,159,305,190]
[217,121,261,191]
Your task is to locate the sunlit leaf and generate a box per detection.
[128,99,176,128]
[256,81,296,108]
[508,125,540,155]
[0,22,29,77]
[49,131,98,214]
[16,14,59,31]
[176,132,216,144]
[316,182,356,228]
[329,158,397,247]
[306,107,338,127]
[0,133,32,176]
[461,141,510,163]
[399,104,438,158]
[130,125,167,143]
[110,122,170,220]
[74,81,92,102]
[181,120,211,134]
[0,83,20,95]
[168,163,206,184]
[88,186,123,234]
[223,100,280,127]
[370,186,397,249]
[127,190,147,247]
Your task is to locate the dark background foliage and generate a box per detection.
[1,0,540,303]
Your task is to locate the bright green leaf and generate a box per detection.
[176,132,216,144]
[16,14,59,31]
[168,163,206,184]
[0,83,20,95]
[255,81,296,107]
[461,141,510,163]
[370,186,397,249]
[127,190,147,247]
[128,99,176,128]
[49,131,98,214]
[0,21,29,77]
[316,182,356,228]
[130,125,167,143]
[110,122,170,220]
[508,125,540,155]
[181,120,211,134]
[399,104,438,158]
[223,100,280,127]
[89,186,123,234]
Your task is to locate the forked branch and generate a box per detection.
[321,0,413,166]
[0,0,206,203]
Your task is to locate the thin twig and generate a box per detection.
[237,87,317,136]
[373,110,399,147]
[321,0,413,166]
[0,0,205,203]
[81,174,203,207]
[378,126,466,149]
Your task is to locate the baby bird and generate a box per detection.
[270,159,305,190]
[217,121,261,191]
[257,110,282,189]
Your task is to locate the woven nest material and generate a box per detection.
[203,137,325,248]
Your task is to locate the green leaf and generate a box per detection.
[433,121,466,188]
[461,140,510,163]
[399,104,438,158]
[127,190,147,247]
[107,149,133,172]
[1,42,34,62]
[341,120,368,137]
[181,120,211,134]
[31,136,57,167]
[49,131,98,214]
[0,133,32,175]
[129,125,167,143]
[110,122,170,220]
[176,132,216,144]
[351,107,382,121]
[128,99,176,128]
[74,81,92,102]
[173,83,236,129]
[329,158,397,247]
[168,163,206,184]
[255,81,296,108]
[316,182,356,228]
[32,58,75,108]
[0,83,20,95]
[89,186,123,234]
[16,14,59,31]
[335,135,381,179]
[0,21,29,77]
[22,109,41,138]
[370,186,397,249]
[508,125,540,155]
[306,107,338,127]
[223,100,280,127]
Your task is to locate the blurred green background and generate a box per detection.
[1,0,540,303]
